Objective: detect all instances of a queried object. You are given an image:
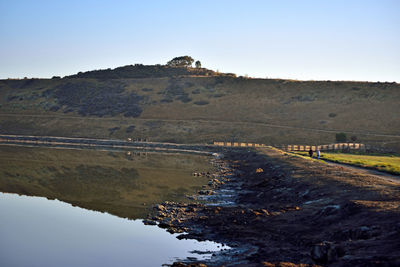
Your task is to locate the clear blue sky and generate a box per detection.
[1,0,399,82]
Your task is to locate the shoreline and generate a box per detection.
[150,148,400,266]
[0,134,222,155]
[1,140,399,265]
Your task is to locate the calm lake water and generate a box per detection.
[0,146,223,267]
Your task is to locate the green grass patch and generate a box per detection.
[293,151,400,175]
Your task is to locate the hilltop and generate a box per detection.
[65,64,235,80]
[0,59,399,152]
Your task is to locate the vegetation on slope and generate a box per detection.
[66,64,234,80]
[0,58,399,151]
[42,80,145,117]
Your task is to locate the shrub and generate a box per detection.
[176,95,192,103]
[43,81,145,118]
[161,80,191,103]
[194,100,209,105]
[49,105,60,112]
[212,93,224,98]
[126,125,135,133]
[160,99,173,103]
[329,113,337,118]
[108,127,120,135]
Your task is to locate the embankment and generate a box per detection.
[153,148,400,266]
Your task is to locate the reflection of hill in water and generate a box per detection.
[0,146,212,219]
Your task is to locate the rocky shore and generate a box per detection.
[147,148,400,266]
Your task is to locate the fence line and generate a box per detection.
[213,141,266,147]
[213,141,366,152]
[276,143,365,152]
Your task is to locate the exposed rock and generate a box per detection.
[171,262,207,267]
[198,189,215,195]
[311,241,339,264]
[157,212,167,217]
[142,219,157,225]
[155,204,166,211]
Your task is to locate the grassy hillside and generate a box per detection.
[1,65,399,151]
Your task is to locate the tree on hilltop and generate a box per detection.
[167,56,194,68]
[195,60,201,68]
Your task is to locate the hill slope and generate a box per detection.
[65,64,234,79]
[1,65,399,151]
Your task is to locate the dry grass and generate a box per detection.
[1,76,399,151]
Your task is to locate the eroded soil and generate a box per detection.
[149,148,400,266]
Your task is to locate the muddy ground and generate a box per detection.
[148,147,400,266]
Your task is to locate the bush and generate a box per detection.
[194,100,209,105]
[49,105,60,112]
[126,125,135,133]
[161,79,191,103]
[176,95,192,103]
[108,127,120,135]
[160,99,173,103]
[212,93,224,98]
[329,113,337,118]
[43,81,145,118]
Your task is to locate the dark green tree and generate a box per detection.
[195,60,201,68]
[167,56,194,67]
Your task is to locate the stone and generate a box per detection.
[198,189,215,195]
[155,204,166,211]
[157,212,167,217]
[158,222,172,228]
[142,219,157,225]
[261,209,270,215]
[311,241,338,264]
